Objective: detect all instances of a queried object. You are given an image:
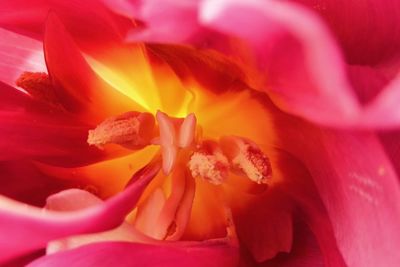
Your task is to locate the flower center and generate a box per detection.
[87,110,272,186]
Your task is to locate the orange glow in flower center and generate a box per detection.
[16,43,278,241]
[85,106,274,240]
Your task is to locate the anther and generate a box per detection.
[87,111,155,149]
[220,136,272,184]
[188,140,229,185]
[16,71,62,109]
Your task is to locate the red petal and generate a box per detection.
[0,0,129,51]
[0,111,105,166]
[0,81,31,111]
[259,220,325,267]
[232,187,293,262]
[0,160,73,207]
[43,13,139,122]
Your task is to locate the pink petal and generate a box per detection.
[292,0,400,65]
[28,240,238,267]
[45,189,155,254]
[0,28,46,88]
[0,160,160,263]
[2,251,45,267]
[199,0,400,129]
[45,189,102,211]
[199,0,361,127]
[120,0,200,43]
[346,65,389,105]
[114,0,400,128]
[275,113,400,267]
[275,149,346,267]
[346,65,400,128]
[379,131,400,176]
[361,74,400,127]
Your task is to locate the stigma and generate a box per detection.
[88,111,272,185]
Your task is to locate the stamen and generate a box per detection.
[188,140,229,185]
[220,136,272,184]
[16,71,62,109]
[87,112,155,149]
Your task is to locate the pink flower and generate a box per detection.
[0,1,399,267]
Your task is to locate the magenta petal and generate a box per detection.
[199,0,362,127]
[293,0,400,65]
[276,115,400,267]
[28,240,238,267]
[0,161,160,263]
